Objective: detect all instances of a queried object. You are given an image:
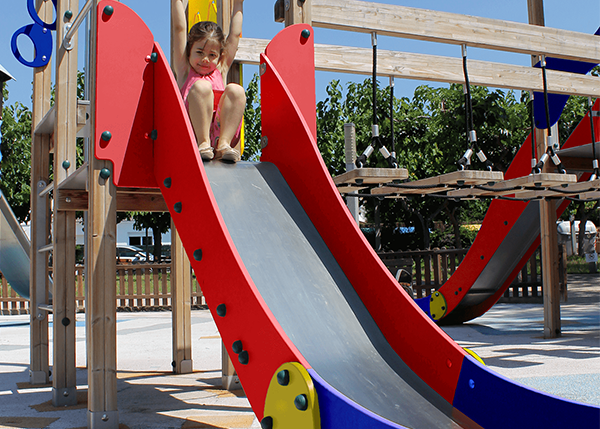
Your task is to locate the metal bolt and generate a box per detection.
[174,202,182,213]
[103,5,114,16]
[294,394,308,411]
[65,197,71,203]
[216,304,226,317]
[42,55,47,62]
[64,10,73,20]
[99,168,111,180]
[101,414,109,421]
[277,370,289,386]
[101,131,112,142]
[193,249,202,261]
[260,136,268,149]
[232,340,243,354]
[62,160,71,170]
[259,63,267,76]
[163,177,172,188]
[63,390,69,397]
[301,29,311,39]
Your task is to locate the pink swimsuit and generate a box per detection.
[180,68,241,149]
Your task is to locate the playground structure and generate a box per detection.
[9,0,599,428]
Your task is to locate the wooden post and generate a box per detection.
[29,0,53,386]
[87,1,119,427]
[528,0,561,338]
[171,224,193,373]
[51,0,79,406]
[284,0,311,26]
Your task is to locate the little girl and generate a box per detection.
[172,0,245,162]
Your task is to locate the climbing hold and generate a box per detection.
[277,370,290,386]
[62,160,71,170]
[429,290,447,321]
[232,340,243,354]
[260,416,273,429]
[174,202,182,213]
[264,362,320,429]
[193,249,202,261]
[101,131,112,142]
[163,177,172,188]
[238,350,249,365]
[64,10,73,20]
[216,304,226,317]
[301,29,311,39]
[99,168,111,180]
[294,394,308,411]
[103,5,114,16]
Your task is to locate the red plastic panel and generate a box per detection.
[263,24,316,141]
[150,42,308,418]
[260,25,465,404]
[95,0,156,188]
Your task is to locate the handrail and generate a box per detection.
[63,0,95,51]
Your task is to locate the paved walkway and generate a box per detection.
[0,273,598,428]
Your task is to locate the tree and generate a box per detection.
[0,84,32,223]
[128,211,171,262]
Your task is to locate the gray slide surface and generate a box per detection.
[0,190,30,299]
[205,161,461,428]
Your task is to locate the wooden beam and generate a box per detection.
[237,39,600,98]
[284,0,311,26]
[29,0,53,387]
[171,224,193,374]
[561,156,597,172]
[87,1,119,427]
[56,189,169,212]
[311,0,600,64]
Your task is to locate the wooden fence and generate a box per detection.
[0,264,205,315]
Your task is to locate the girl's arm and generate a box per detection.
[171,0,188,82]
[222,0,243,70]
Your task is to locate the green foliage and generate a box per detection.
[0,84,32,222]
[128,211,171,262]
[242,73,262,161]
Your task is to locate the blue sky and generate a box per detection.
[0,0,598,110]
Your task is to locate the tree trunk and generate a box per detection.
[152,226,163,262]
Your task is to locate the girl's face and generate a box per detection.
[189,38,221,75]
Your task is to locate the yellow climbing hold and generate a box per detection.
[263,362,320,429]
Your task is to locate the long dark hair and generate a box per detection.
[186,21,226,60]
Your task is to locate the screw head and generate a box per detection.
[277,369,289,386]
[294,394,308,411]
[103,5,114,16]
[99,168,111,180]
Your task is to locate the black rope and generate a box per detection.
[540,56,552,138]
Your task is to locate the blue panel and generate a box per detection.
[414,296,432,319]
[308,370,410,429]
[453,356,600,429]
[533,27,600,129]
[11,23,53,68]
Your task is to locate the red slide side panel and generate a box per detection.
[95,1,156,188]
[260,24,466,404]
[151,42,308,419]
[94,1,308,418]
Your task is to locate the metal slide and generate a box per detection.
[94,2,599,427]
[0,189,30,299]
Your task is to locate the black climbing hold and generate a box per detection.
[294,394,308,411]
[62,160,71,170]
[193,249,202,261]
[103,5,114,15]
[163,177,172,188]
[100,168,111,180]
[277,369,290,386]
[238,350,249,365]
[216,304,226,317]
[232,340,243,354]
[150,129,158,140]
[174,202,182,213]
[64,10,73,20]
[101,131,112,142]
[301,29,311,39]
[260,416,273,429]
[61,317,70,326]
[150,52,158,63]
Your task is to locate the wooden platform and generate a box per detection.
[372,170,504,196]
[334,168,409,193]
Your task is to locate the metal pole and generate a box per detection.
[344,123,359,225]
[63,0,94,50]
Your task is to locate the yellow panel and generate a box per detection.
[263,362,320,429]
[188,0,218,29]
[429,290,447,321]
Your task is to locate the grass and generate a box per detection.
[567,255,598,274]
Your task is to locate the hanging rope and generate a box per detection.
[456,44,492,171]
[533,56,566,174]
[355,32,398,169]
[589,97,599,181]
[529,91,539,174]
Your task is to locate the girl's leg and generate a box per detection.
[187,80,215,160]
[215,83,246,159]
